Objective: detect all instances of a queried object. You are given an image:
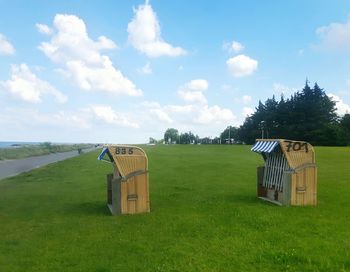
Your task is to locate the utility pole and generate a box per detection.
[228,125,231,144]
[260,121,265,139]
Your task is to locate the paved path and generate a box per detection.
[0,148,96,180]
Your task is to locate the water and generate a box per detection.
[0,141,41,148]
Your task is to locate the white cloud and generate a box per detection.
[0,33,15,55]
[178,79,208,104]
[143,101,235,126]
[347,79,350,87]
[38,14,142,97]
[141,101,173,123]
[226,54,258,77]
[36,23,53,35]
[223,40,244,53]
[0,105,152,143]
[127,2,186,57]
[166,104,194,114]
[0,63,67,103]
[242,107,254,117]
[194,105,234,124]
[0,108,91,135]
[51,111,91,129]
[316,16,350,51]
[138,62,152,74]
[328,93,350,116]
[242,95,252,104]
[234,95,252,104]
[178,90,207,104]
[90,105,139,128]
[186,79,208,91]
[273,83,299,96]
[232,41,244,53]
[150,108,173,123]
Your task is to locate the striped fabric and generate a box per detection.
[262,151,290,191]
[251,140,279,153]
[97,147,108,161]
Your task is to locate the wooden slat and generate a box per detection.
[107,145,150,214]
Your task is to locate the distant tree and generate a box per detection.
[212,137,221,144]
[40,142,54,152]
[200,137,212,144]
[149,137,157,144]
[164,128,179,144]
[179,131,196,144]
[220,126,239,144]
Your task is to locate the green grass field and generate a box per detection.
[0,145,350,271]
[0,143,94,160]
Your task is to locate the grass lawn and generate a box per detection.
[0,143,94,160]
[0,145,349,271]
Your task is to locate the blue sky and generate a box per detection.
[1,0,350,143]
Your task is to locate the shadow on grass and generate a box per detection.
[66,201,110,216]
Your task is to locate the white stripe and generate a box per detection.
[252,140,279,153]
[252,141,263,151]
[261,141,272,152]
[260,141,269,152]
[267,141,278,153]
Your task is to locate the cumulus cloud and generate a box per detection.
[178,91,207,104]
[36,23,53,35]
[142,79,235,127]
[316,16,350,51]
[223,40,244,53]
[242,95,252,104]
[138,62,152,74]
[127,1,186,57]
[38,14,142,96]
[0,63,67,103]
[328,93,350,116]
[143,101,235,126]
[178,79,208,104]
[185,79,208,91]
[242,107,254,117]
[194,105,234,124]
[142,102,173,123]
[90,105,139,128]
[0,108,90,131]
[234,95,252,104]
[273,83,299,96]
[226,54,258,77]
[0,33,15,55]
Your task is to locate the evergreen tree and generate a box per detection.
[237,81,340,145]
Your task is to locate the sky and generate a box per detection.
[1,0,350,144]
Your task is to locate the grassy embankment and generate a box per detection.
[0,143,94,160]
[0,145,349,271]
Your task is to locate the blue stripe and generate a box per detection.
[252,141,263,151]
[97,147,108,161]
[251,141,279,153]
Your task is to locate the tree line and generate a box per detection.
[154,81,350,146]
[238,81,350,145]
